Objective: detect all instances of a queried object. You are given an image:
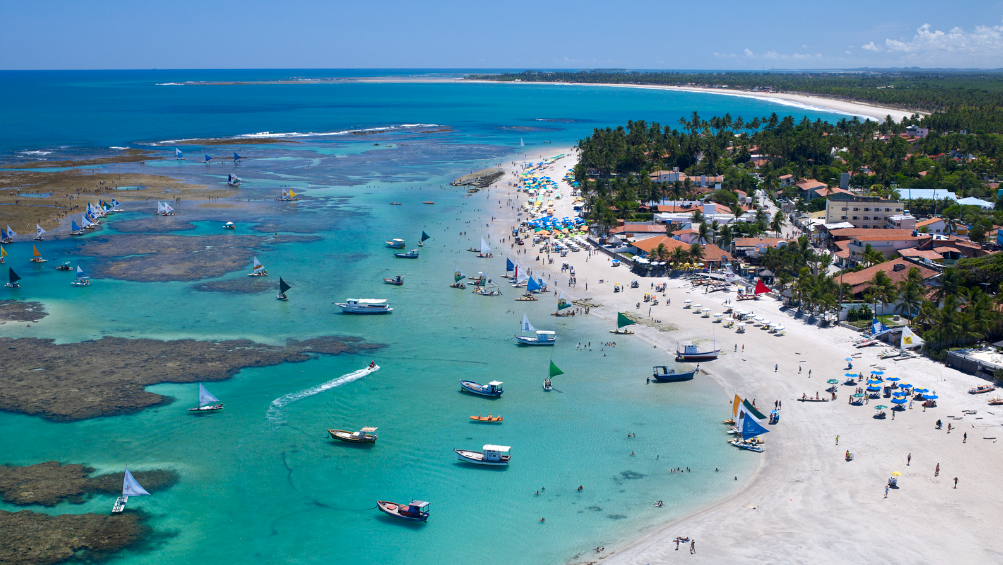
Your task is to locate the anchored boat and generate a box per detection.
[470,415,503,422]
[675,342,720,362]
[336,298,393,314]
[328,426,378,443]
[395,249,419,259]
[383,275,404,285]
[188,382,223,412]
[30,245,46,263]
[652,366,696,382]
[385,239,406,249]
[515,314,555,345]
[459,380,503,397]
[455,444,511,466]
[377,500,429,522]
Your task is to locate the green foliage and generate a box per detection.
[955,255,1003,289]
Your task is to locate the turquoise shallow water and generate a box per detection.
[0,71,852,563]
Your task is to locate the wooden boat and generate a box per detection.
[55,261,72,271]
[988,396,1003,405]
[449,282,466,289]
[729,439,764,452]
[422,201,435,205]
[248,256,268,276]
[515,294,538,301]
[394,249,419,259]
[277,277,291,301]
[112,468,150,513]
[383,276,404,285]
[390,202,403,205]
[223,222,236,229]
[5,268,21,289]
[466,247,480,252]
[970,384,996,394]
[455,445,511,466]
[328,426,378,443]
[377,500,429,522]
[469,415,503,422]
[459,380,503,397]
[188,383,223,412]
[676,343,720,362]
[652,366,696,382]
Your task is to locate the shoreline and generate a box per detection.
[482,149,1003,564]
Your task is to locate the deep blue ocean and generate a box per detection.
[0,70,851,564]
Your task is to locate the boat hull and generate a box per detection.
[376,501,428,522]
[514,336,555,346]
[328,429,377,443]
[675,351,719,362]
[188,405,223,412]
[455,449,510,465]
[652,370,696,382]
[337,304,393,314]
[459,380,502,397]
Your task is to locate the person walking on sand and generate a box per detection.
[885,485,889,498]
[954,476,959,488]
[907,453,911,466]
[964,432,967,443]
[775,364,778,372]
[799,365,802,374]
[690,540,695,554]
[935,463,940,476]
[835,435,839,445]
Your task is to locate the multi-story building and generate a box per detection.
[824,194,904,230]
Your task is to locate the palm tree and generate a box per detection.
[670,246,689,269]
[934,268,963,302]
[689,243,704,265]
[868,270,898,314]
[895,277,924,318]
[697,222,710,245]
[770,212,786,238]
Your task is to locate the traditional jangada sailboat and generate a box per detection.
[71,266,90,286]
[544,360,563,391]
[551,291,573,316]
[502,258,516,279]
[515,314,555,345]
[3,225,16,243]
[280,189,299,201]
[248,256,268,276]
[189,383,223,412]
[30,245,46,263]
[277,277,291,301]
[451,266,467,289]
[112,468,150,513]
[610,312,636,334]
[0,245,6,264]
[5,268,21,289]
[477,237,493,258]
[418,231,431,247]
[34,224,45,241]
[70,220,85,236]
[729,406,770,452]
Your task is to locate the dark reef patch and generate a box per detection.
[191,277,273,294]
[0,300,47,323]
[0,462,178,507]
[0,509,148,565]
[110,216,197,233]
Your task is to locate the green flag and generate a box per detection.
[549,361,564,378]
[617,312,636,329]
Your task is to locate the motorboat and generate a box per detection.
[336,298,393,314]
[515,330,556,346]
[55,261,73,271]
[376,500,429,522]
[970,384,996,394]
[328,426,378,443]
[652,366,696,382]
[383,275,404,285]
[385,239,406,249]
[676,343,720,362]
[469,415,503,422]
[455,445,511,466]
[394,249,419,259]
[459,380,503,397]
[224,222,236,230]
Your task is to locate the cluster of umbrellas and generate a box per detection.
[562,170,580,188]
[845,369,938,409]
[524,217,586,238]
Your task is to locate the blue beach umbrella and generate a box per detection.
[914,387,928,393]
[845,373,857,378]
[892,391,908,397]
[866,385,881,391]
[923,394,939,400]
[891,398,908,404]
[886,377,901,382]
[900,383,913,389]
[871,370,884,375]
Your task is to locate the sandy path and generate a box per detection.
[480,150,1003,564]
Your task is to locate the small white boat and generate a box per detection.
[515,330,556,345]
[385,239,406,249]
[112,468,150,513]
[729,439,764,452]
[328,426,378,443]
[459,380,503,397]
[879,348,902,359]
[336,298,393,314]
[376,500,429,522]
[223,222,236,230]
[455,445,511,466]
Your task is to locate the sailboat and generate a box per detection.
[0,245,6,264]
[277,277,291,301]
[30,245,47,263]
[451,266,467,289]
[112,468,150,513]
[110,199,123,212]
[610,312,636,334]
[204,154,212,163]
[512,265,529,288]
[502,258,516,279]
[280,189,299,201]
[5,268,20,288]
[4,225,16,243]
[175,148,184,160]
[552,291,573,316]
[71,265,90,286]
[34,224,45,241]
[472,274,502,296]
[515,314,555,345]
[729,407,770,452]
[520,138,525,147]
[248,256,268,277]
[162,203,175,216]
[544,360,563,391]
[70,220,84,236]
[233,152,242,161]
[227,174,242,187]
[418,231,431,247]
[477,237,493,258]
[188,383,223,412]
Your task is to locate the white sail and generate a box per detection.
[163,204,174,214]
[80,216,92,228]
[176,148,183,158]
[6,226,16,237]
[36,224,45,236]
[157,202,165,214]
[520,138,524,147]
[122,468,150,497]
[516,268,529,284]
[76,266,85,277]
[480,237,491,255]
[198,382,220,407]
[900,326,924,349]
[521,314,535,332]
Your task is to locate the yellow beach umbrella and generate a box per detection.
[891,471,902,476]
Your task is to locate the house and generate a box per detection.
[648,169,724,188]
[915,217,946,235]
[672,228,701,245]
[897,247,947,264]
[823,194,904,230]
[630,237,732,268]
[732,237,787,258]
[915,236,990,261]
[778,174,794,188]
[843,231,927,263]
[795,179,827,200]
[839,258,940,298]
[608,223,670,240]
[886,214,917,231]
[813,187,851,200]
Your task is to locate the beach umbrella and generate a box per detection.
[892,391,908,397]
[827,379,840,384]
[845,373,857,378]
[891,398,907,404]
[852,393,865,398]
[914,387,928,393]
[874,405,888,410]
[871,370,884,375]
[923,394,938,400]
[900,383,913,389]
[891,471,902,477]
[866,385,881,391]
[886,377,900,383]
[845,358,853,362]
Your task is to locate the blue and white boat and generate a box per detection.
[515,314,555,345]
[385,238,406,249]
[70,265,90,286]
[459,380,503,397]
[34,224,45,241]
[455,444,511,466]
[70,220,84,236]
[112,468,150,513]
[729,407,770,452]
[377,500,429,522]
[651,366,696,382]
[394,249,419,259]
[336,298,393,314]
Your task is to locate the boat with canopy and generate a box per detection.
[188,383,223,412]
[455,444,511,466]
[394,249,419,259]
[336,298,393,314]
[515,314,555,345]
[328,426,378,443]
[376,500,429,522]
[112,468,150,513]
[385,238,406,249]
[652,365,696,382]
[383,275,404,285]
[459,380,503,397]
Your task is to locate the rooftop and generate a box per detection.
[840,258,939,292]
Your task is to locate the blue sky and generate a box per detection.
[1,1,1002,70]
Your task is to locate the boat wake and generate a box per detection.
[266,365,379,423]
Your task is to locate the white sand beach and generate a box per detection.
[482,150,1003,564]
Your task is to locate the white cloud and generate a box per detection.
[862,41,883,52]
[864,19,1003,64]
[713,52,737,59]
[845,50,852,55]
[744,48,754,57]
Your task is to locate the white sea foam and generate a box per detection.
[20,150,52,155]
[266,365,378,422]
[156,82,185,86]
[152,124,441,145]
[109,146,128,150]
